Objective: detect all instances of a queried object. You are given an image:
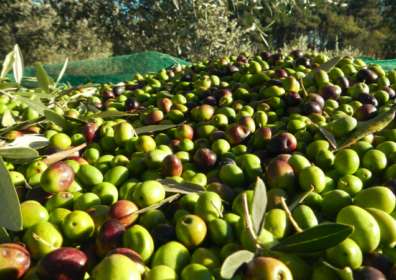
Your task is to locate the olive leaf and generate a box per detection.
[134,193,180,215]
[13,95,47,116]
[270,223,353,253]
[172,0,179,10]
[0,116,46,136]
[63,115,88,125]
[15,91,54,99]
[0,50,15,80]
[135,124,178,135]
[0,148,39,159]
[57,83,100,97]
[336,104,396,151]
[0,82,19,90]
[322,260,354,280]
[48,76,56,90]
[6,156,44,165]
[0,156,22,231]
[41,143,87,166]
[87,104,101,113]
[307,56,341,79]
[220,250,255,279]
[84,111,132,120]
[56,57,68,87]
[288,188,314,212]
[310,121,337,150]
[44,109,72,133]
[13,44,24,84]
[35,63,50,95]
[0,227,12,244]
[159,178,207,194]
[1,110,16,128]
[252,177,267,237]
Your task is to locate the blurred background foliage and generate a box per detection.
[1,0,395,67]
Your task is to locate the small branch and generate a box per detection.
[242,193,276,257]
[32,233,55,249]
[281,197,303,233]
[41,143,87,165]
[211,201,223,218]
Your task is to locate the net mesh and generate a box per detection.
[7,53,396,86]
[21,51,191,86]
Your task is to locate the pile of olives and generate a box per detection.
[2,50,396,280]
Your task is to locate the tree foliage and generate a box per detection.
[0,0,395,67]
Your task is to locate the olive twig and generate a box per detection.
[242,193,276,257]
[32,233,55,249]
[281,197,303,233]
[211,201,224,218]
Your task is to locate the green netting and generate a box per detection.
[357,57,396,71]
[21,51,190,86]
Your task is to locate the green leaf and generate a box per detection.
[15,92,54,99]
[56,58,68,86]
[135,124,178,135]
[48,76,55,90]
[307,56,341,79]
[0,116,46,136]
[1,110,16,128]
[13,96,48,116]
[0,156,22,231]
[270,223,353,253]
[57,84,100,98]
[331,4,339,12]
[85,111,132,120]
[310,122,337,150]
[0,50,15,80]
[252,177,267,237]
[322,261,354,280]
[288,191,313,212]
[0,227,12,244]
[6,157,43,165]
[220,250,255,279]
[87,104,100,113]
[159,178,207,194]
[13,45,23,84]
[336,104,396,151]
[35,63,50,95]
[0,148,39,159]
[134,194,180,215]
[261,27,273,32]
[44,110,72,133]
[63,115,88,125]
[228,0,235,12]
[246,14,254,24]
[0,82,19,90]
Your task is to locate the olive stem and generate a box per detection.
[32,233,55,249]
[41,143,87,165]
[299,76,308,103]
[211,201,223,218]
[281,197,303,233]
[242,193,276,258]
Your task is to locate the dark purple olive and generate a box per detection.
[158,86,172,93]
[296,56,310,67]
[285,91,301,106]
[353,104,378,121]
[112,86,125,97]
[266,79,283,87]
[223,65,239,75]
[95,219,126,258]
[225,125,251,146]
[194,148,217,171]
[150,224,177,249]
[273,69,288,79]
[81,123,99,143]
[353,266,387,280]
[208,131,226,143]
[206,182,236,205]
[125,84,139,91]
[357,69,378,84]
[203,96,218,106]
[161,154,183,177]
[289,50,303,59]
[336,76,350,93]
[318,85,342,101]
[89,102,103,111]
[362,252,395,277]
[218,158,237,170]
[181,75,193,82]
[357,93,378,107]
[101,90,115,101]
[184,102,199,111]
[285,106,302,116]
[125,97,139,111]
[79,238,101,272]
[302,101,322,115]
[267,133,297,155]
[268,53,285,65]
[260,51,271,61]
[25,187,54,205]
[306,93,325,108]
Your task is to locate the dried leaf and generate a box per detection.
[252,177,267,237]
[159,178,207,194]
[220,250,255,279]
[41,143,87,165]
[0,156,22,231]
